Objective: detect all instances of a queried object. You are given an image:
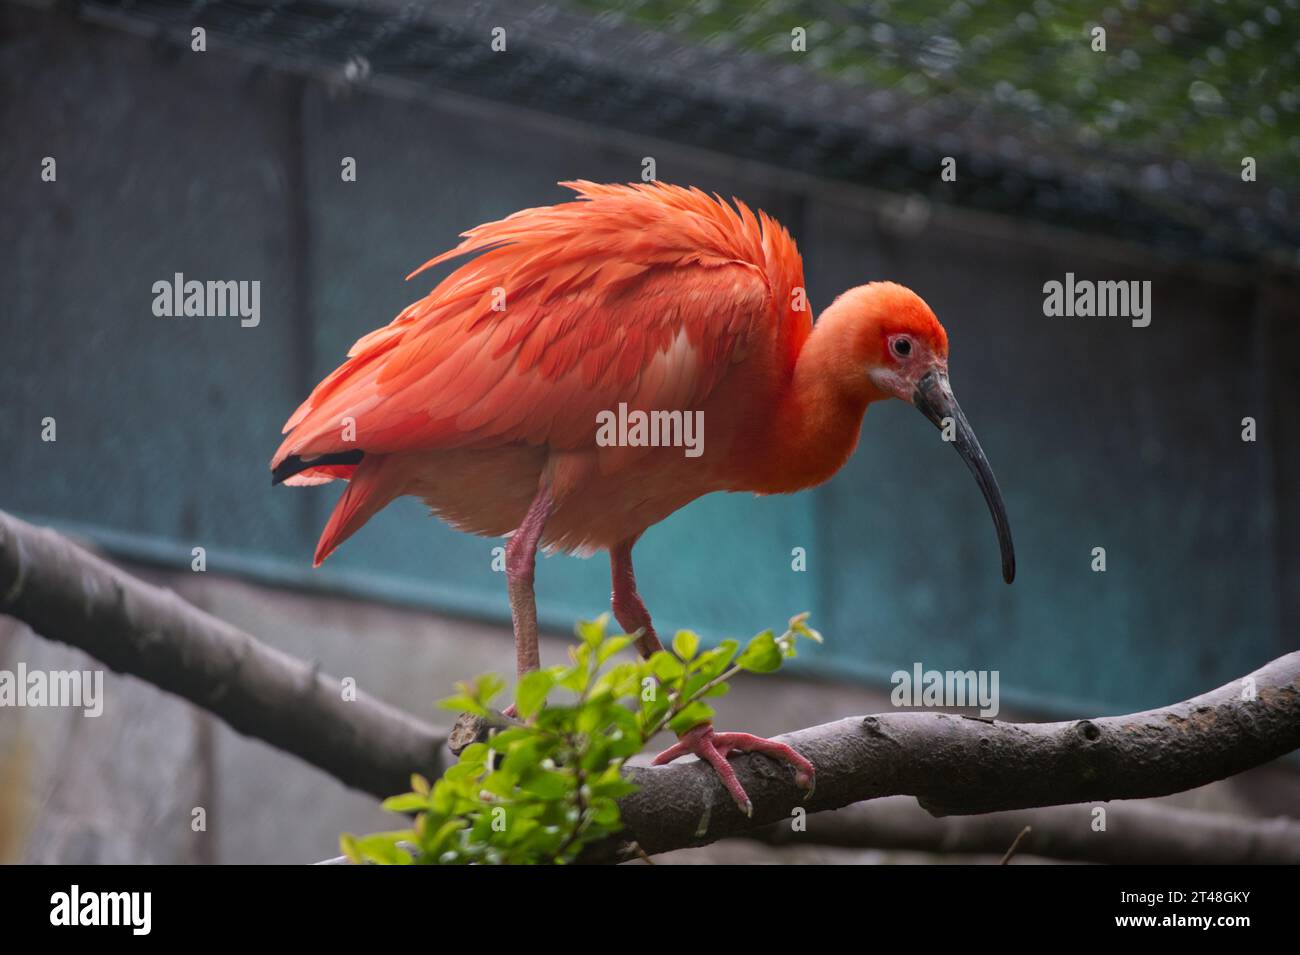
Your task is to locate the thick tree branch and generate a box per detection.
[2,510,1297,865]
[584,653,1300,861]
[0,510,447,799]
[748,795,1300,864]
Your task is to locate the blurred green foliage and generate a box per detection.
[572,0,1297,177]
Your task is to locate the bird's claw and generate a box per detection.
[651,723,815,817]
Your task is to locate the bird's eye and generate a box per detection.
[892,337,913,358]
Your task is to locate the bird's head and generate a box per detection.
[822,282,1016,584]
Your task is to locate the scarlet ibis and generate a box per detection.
[271,181,1015,815]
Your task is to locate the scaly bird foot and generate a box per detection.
[651,722,815,817]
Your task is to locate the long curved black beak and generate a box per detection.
[912,371,1016,584]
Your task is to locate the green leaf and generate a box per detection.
[680,671,714,701]
[515,670,554,719]
[456,742,490,771]
[672,630,701,661]
[788,611,823,643]
[382,793,430,814]
[737,630,783,673]
[479,768,520,799]
[590,798,621,827]
[436,693,486,716]
[339,832,362,865]
[575,616,609,647]
[592,661,641,699]
[649,651,685,681]
[596,635,633,665]
[558,664,588,693]
[356,831,415,865]
[499,738,543,779]
[638,693,672,733]
[476,673,508,705]
[575,700,608,734]
[430,779,458,815]
[668,701,714,735]
[426,818,467,857]
[693,639,739,682]
[518,768,572,800]
[486,726,535,751]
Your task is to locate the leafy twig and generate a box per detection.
[341,614,822,865]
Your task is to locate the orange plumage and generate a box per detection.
[273,181,813,563]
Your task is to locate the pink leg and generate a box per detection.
[610,538,664,657]
[611,540,814,816]
[506,485,554,682]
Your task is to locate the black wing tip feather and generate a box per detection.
[271,450,364,486]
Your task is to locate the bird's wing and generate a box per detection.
[272,181,805,474]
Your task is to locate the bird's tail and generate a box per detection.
[313,454,407,567]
